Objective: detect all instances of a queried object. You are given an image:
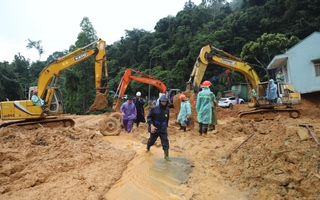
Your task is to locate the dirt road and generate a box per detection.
[1,93,320,199]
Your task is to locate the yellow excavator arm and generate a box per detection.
[189,45,261,107]
[0,39,108,126]
[38,39,107,102]
[188,45,301,119]
[190,45,261,92]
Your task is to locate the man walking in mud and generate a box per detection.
[120,96,137,133]
[146,95,171,162]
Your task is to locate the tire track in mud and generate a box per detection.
[103,134,193,200]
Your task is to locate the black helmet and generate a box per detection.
[159,95,168,102]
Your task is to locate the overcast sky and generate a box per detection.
[1,0,203,63]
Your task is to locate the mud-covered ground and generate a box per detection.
[0,92,320,200]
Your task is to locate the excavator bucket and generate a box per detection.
[87,93,108,113]
[112,98,121,112]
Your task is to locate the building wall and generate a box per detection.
[231,83,251,102]
[286,32,320,93]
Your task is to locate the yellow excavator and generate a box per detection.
[0,39,109,128]
[187,45,301,120]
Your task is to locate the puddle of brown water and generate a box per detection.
[103,133,248,200]
[104,142,193,200]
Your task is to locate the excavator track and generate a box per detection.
[239,108,301,121]
[0,117,75,129]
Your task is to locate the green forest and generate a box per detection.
[1,0,319,114]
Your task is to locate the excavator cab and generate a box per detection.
[29,86,64,116]
[29,86,108,114]
[254,81,301,108]
[167,89,181,104]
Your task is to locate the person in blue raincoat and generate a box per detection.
[196,80,214,136]
[265,79,277,103]
[176,94,191,132]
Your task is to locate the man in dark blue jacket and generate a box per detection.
[146,95,171,161]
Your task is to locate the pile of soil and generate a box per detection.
[0,92,319,199]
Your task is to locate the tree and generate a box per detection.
[63,17,99,114]
[201,0,226,22]
[240,33,300,79]
[241,33,300,65]
[0,61,24,101]
[10,53,32,98]
[26,39,44,61]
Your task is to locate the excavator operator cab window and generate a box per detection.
[28,87,38,100]
[256,83,268,100]
[169,91,176,103]
[167,89,181,104]
[51,88,64,112]
[29,90,34,100]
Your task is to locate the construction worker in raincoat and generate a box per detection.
[120,96,137,133]
[146,95,171,161]
[276,70,284,82]
[176,94,191,132]
[266,79,277,103]
[133,91,146,127]
[31,90,45,107]
[196,80,214,135]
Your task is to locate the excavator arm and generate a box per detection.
[188,45,301,120]
[112,68,167,111]
[0,39,108,127]
[189,45,261,107]
[37,39,108,112]
[190,45,261,92]
[210,69,231,82]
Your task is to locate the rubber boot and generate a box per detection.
[182,126,186,132]
[203,124,208,135]
[199,123,203,136]
[164,149,171,162]
[136,122,140,127]
[178,124,183,130]
[146,145,150,152]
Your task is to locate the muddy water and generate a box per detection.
[103,132,248,200]
[104,134,193,199]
